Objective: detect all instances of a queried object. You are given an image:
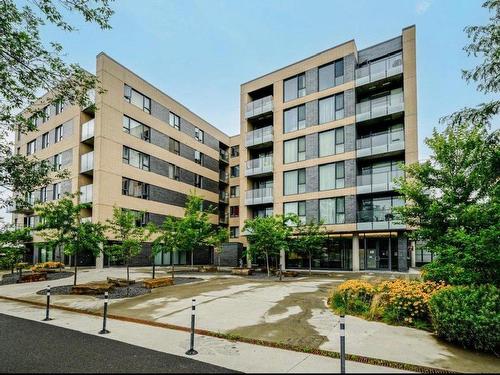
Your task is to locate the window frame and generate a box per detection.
[169,112,180,130]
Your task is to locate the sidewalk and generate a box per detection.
[0,299,404,373]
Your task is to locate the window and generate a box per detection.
[169,138,180,155]
[284,201,306,224]
[194,150,203,165]
[194,174,202,188]
[319,93,344,124]
[124,84,151,114]
[230,146,240,157]
[284,137,306,164]
[166,163,180,180]
[123,116,150,142]
[318,59,344,91]
[27,140,36,155]
[40,187,47,203]
[319,127,345,157]
[230,185,240,198]
[53,182,61,200]
[253,206,273,218]
[53,153,62,171]
[55,100,65,115]
[230,165,240,178]
[284,73,306,102]
[284,169,306,195]
[122,177,150,199]
[319,162,345,191]
[230,226,240,238]
[42,132,49,149]
[230,206,239,217]
[319,197,345,224]
[43,105,51,122]
[169,112,180,130]
[16,147,20,155]
[284,104,306,133]
[194,127,204,143]
[55,125,63,143]
[122,146,150,171]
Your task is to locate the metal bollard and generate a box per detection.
[185,299,198,355]
[42,285,53,321]
[340,314,346,374]
[99,291,110,334]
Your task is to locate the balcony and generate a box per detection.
[80,151,94,175]
[219,191,229,204]
[357,209,405,231]
[83,89,95,113]
[356,130,405,158]
[6,201,34,214]
[219,171,229,184]
[80,184,93,204]
[245,187,273,206]
[81,119,95,143]
[356,91,404,123]
[245,95,273,119]
[245,156,273,177]
[355,53,403,87]
[219,149,229,164]
[357,170,404,194]
[219,213,229,225]
[245,125,273,148]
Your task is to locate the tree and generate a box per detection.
[0,226,32,274]
[151,216,182,280]
[243,215,295,278]
[395,0,500,286]
[36,193,104,285]
[289,218,328,276]
[105,207,150,294]
[0,0,114,208]
[208,227,229,270]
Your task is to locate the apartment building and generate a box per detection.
[12,26,418,272]
[12,53,232,267]
[237,26,417,272]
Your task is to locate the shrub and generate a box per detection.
[15,262,30,270]
[421,261,479,286]
[331,280,374,314]
[31,261,65,271]
[429,284,500,352]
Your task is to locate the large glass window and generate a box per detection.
[122,177,150,199]
[42,132,49,149]
[124,84,151,114]
[230,185,240,197]
[284,201,306,224]
[319,59,344,91]
[284,73,306,102]
[230,165,240,178]
[284,169,306,195]
[169,138,180,155]
[26,140,36,155]
[52,182,61,200]
[53,153,62,171]
[319,93,344,124]
[194,127,204,143]
[319,162,345,190]
[319,197,345,224]
[55,125,63,143]
[230,146,240,157]
[319,127,345,157]
[230,226,239,238]
[230,206,239,217]
[284,105,306,133]
[284,137,306,164]
[122,146,150,171]
[123,116,150,142]
[169,112,180,130]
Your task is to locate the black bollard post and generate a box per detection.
[185,299,198,355]
[99,291,110,334]
[42,285,53,321]
[340,314,346,374]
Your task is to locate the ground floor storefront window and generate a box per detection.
[286,237,352,270]
[153,251,187,266]
[359,233,407,271]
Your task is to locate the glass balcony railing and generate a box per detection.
[81,119,95,142]
[356,130,405,157]
[83,89,95,112]
[219,191,229,204]
[219,171,229,183]
[245,156,273,177]
[356,91,404,122]
[219,149,229,163]
[355,53,403,86]
[219,213,229,224]
[245,95,273,119]
[245,187,273,206]
[357,208,405,231]
[245,125,273,148]
[80,184,93,204]
[357,170,404,194]
[80,151,94,173]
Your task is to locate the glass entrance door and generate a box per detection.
[366,239,377,269]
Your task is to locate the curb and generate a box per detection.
[0,295,457,374]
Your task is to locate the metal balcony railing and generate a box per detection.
[245,95,273,119]
[219,149,229,163]
[355,53,403,86]
[357,170,404,194]
[219,192,229,204]
[356,208,405,230]
[245,125,273,148]
[245,187,273,206]
[245,156,273,177]
[356,91,404,122]
[219,171,229,183]
[356,129,405,157]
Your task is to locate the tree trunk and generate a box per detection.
[73,251,78,286]
[191,250,194,271]
[309,254,312,276]
[171,262,175,281]
[266,251,270,278]
[152,260,156,279]
[126,262,130,296]
[11,266,14,275]
[218,252,221,271]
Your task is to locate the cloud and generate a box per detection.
[416,0,431,15]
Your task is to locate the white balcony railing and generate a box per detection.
[245,187,273,206]
[355,53,403,86]
[245,156,273,177]
[80,151,94,173]
[81,119,95,142]
[80,184,93,204]
[245,125,273,148]
[245,95,273,119]
[356,91,404,122]
[357,170,404,194]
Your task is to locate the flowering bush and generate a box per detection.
[331,280,374,314]
[31,261,65,271]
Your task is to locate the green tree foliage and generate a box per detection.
[151,216,181,280]
[0,225,32,272]
[0,0,114,208]
[209,226,229,270]
[105,207,150,294]
[36,193,104,285]
[243,215,295,277]
[289,218,327,275]
[395,0,500,286]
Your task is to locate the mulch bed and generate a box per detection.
[34,277,202,300]
[1,271,74,286]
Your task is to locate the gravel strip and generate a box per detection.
[0,271,74,286]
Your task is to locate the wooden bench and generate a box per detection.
[107,277,135,287]
[71,282,114,295]
[231,268,254,276]
[143,277,174,289]
[17,272,47,283]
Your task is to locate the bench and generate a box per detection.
[71,282,114,295]
[143,277,174,289]
[198,266,218,273]
[231,268,254,276]
[17,272,47,283]
[107,277,135,287]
